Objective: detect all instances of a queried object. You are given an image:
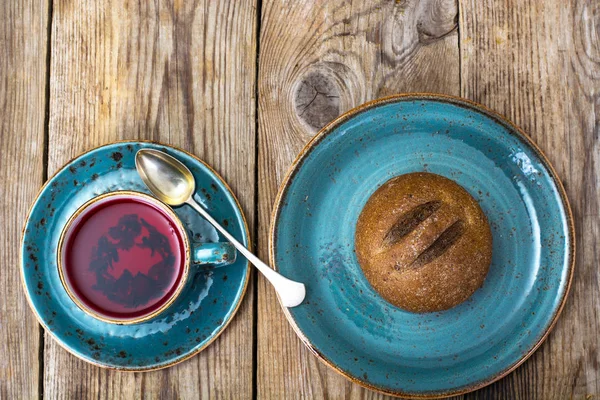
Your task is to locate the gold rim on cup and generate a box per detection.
[56,190,192,325]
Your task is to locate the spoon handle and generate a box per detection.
[185,197,306,308]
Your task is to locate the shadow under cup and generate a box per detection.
[58,191,233,324]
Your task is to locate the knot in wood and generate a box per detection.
[416,0,458,43]
[294,71,340,131]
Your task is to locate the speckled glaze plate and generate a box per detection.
[271,94,574,398]
[21,142,250,370]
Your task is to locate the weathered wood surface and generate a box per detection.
[2,0,599,398]
[257,0,459,398]
[44,0,257,398]
[0,0,48,398]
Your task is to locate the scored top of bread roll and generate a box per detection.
[355,172,493,313]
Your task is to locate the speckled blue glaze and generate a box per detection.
[22,142,250,370]
[191,242,236,265]
[272,95,574,397]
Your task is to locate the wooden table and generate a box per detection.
[1,0,598,398]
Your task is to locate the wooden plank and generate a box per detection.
[460,0,599,398]
[0,0,48,398]
[45,0,257,398]
[257,0,460,398]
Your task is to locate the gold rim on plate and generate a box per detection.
[269,93,575,398]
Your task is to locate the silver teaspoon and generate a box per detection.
[135,149,306,308]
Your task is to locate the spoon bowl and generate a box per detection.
[135,149,195,205]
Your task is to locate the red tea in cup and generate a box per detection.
[59,192,187,323]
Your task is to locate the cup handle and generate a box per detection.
[191,242,237,267]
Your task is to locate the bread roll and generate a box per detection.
[355,172,492,312]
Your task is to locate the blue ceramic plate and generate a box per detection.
[271,94,574,398]
[21,142,250,370]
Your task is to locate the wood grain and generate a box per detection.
[460,0,599,398]
[0,0,48,398]
[257,0,460,398]
[45,0,257,398]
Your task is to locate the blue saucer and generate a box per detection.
[21,142,250,370]
[271,94,574,397]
